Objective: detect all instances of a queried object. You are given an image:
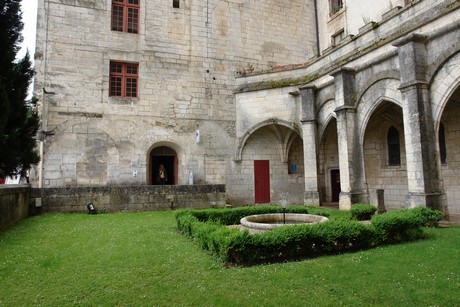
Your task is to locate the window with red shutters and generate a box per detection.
[111,0,139,34]
[110,62,138,98]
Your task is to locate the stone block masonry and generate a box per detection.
[31,185,226,214]
[0,185,30,230]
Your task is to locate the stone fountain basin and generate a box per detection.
[240,213,329,233]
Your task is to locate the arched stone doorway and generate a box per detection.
[319,118,340,204]
[438,85,460,218]
[149,146,178,185]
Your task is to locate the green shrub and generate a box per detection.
[226,220,377,265]
[177,206,310,225]
[351,204,377,221]
[176,206,441,266]
[371,207,442,243]
[411,206,443,227]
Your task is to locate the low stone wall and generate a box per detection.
[31,185,226,214]
[0,185,30,230]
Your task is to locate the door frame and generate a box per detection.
[149,146,178,185]
[330,168,341,202]
[254,160,270,203]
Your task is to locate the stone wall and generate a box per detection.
[227,128,304,205]
[0,185,30,230]
[33,0,317,189]
[31,185,226,213]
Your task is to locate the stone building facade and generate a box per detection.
[34,0,460,219]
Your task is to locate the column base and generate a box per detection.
[304,190,320,206]
[405,192,449,217]
[339,191,370,211]
[339,192,352,210]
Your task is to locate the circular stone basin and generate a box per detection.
[240,213,329,233]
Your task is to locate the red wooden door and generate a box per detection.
[254,160,270,203]
[331,169,341,202]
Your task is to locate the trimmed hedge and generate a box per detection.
[371,206,443,243]
[180,205,313,225]
[176,206,442,266]
[351,204,377,221]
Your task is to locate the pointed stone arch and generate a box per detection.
[430,51,460,219]
[362,100,407,210]
[234,118,301,162]
[356,78,402,146]
[318,117,339,203]
[431,51,460,130]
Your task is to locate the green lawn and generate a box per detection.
[0,211,459,306]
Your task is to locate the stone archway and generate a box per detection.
[319,118,339,204]
[235,122,304,205]
[149,146,178,185]
[363,101,407,210]
[438,85,460,219]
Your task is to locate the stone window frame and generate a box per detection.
[439,122,447,165]
[331,29,345,47]
[329,0,344,16]
[111,0,140,34]
[387,126,401,166]
[109,61,139,98]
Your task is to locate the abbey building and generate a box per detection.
[33,0,460,219]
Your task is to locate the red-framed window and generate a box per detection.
[111,0,139,34]
[109,62,139,98]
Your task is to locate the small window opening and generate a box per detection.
[331,29,345,46]
[439,122,447,164]
[329,0,343,15]
[173,0,180,8]
[387,126,401,166]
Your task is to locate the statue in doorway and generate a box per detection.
[158,164,168,185]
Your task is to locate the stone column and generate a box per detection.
[332,68,369,210]
[393,34,447,214]
[299,86,320,206]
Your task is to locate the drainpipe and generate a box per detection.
[38,0,51,188]
[38,140,43,188]
[313,0,321,56]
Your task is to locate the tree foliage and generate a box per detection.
[0,0,40,178]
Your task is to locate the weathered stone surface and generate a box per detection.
[30,185,226,213]
[31,0,460,220]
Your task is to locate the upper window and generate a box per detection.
[109,62,139,98]
[173,0,180,8]
[387,126,401,166]
[331,29,345,46]
[329,0,343,15]
[111,0,139,34]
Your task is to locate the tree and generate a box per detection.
[0,0,40,179]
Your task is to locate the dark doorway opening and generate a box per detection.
[150,146,178,185]
[330,169,341,202]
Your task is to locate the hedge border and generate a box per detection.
[176,206,441,266]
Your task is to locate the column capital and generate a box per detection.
[334,105,356,113]
[394,33,428,84]
[392,33,428,47]
[332,67,356,108]
[330,67,356,78]
[298,85,317,92]
[300,86,316,121]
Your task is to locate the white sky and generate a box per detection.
[18,0,37,60]
[17,0,38,97]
